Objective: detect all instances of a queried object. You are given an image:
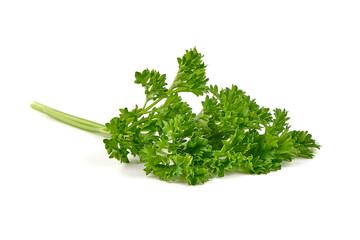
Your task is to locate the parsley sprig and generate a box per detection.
[31,47,320,185]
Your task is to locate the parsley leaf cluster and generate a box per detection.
[31,47,320,185]
[103,48,320,184]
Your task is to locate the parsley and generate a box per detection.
[31,47,320,185]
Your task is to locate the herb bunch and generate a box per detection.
[31,48,320,185]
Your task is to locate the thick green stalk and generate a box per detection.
[31,101,110,136]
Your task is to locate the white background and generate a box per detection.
[1,0,359,239]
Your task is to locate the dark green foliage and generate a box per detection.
[103,47,320,185]
[134,69,168,102]
[170,47,209,96]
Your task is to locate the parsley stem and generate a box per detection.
[194,109,204,120]
[142,89,177,113]
[31,101,110,136]
[143,98,163,113]
[142,100,148,109]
